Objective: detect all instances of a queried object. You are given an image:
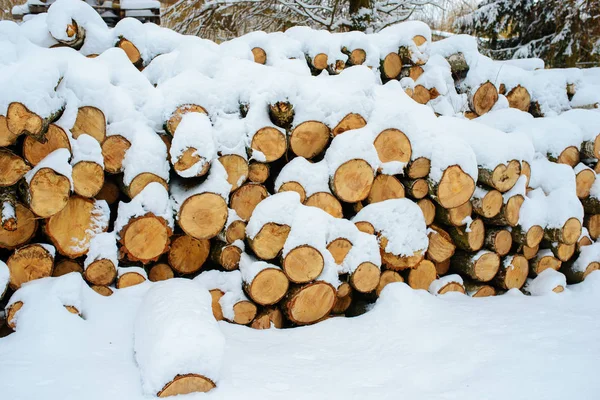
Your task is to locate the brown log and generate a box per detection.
[544,217,582,245]
[125,173,168,199]
[376,270,404,296]
[119,214,172,264]
[7,102,63,141]
[435,201,472,227]
[521,161,531,187]
[230,183,269,221]
[247,162,270,184]
[116,270,147,289]
[53,259,83,277]
[451,251,500,282]
[101,135,131,174]
[251,47,267,64]
[157,374,216,397]
[0,150,30,187]
[209,289,225,321]
[0,115,18,146]
[412,85,431,104]
[366,174,405,204]
[244,268,289,305]
[278,181,306,203]
[464,280,496,297]
[494,255,529,290]
[380,236,425,270]
[577,232,593,252]
[289,121,330,159]
[20,164,71,218]
[426,225,456,263]
[165,104,207,136]
[428,165,475,209]
[7,243,54,289]
[405,259,437,290]
[521,244,539,260]
[251,127,287,162]
[585,214,600,240]
[168,235,210,274]
[282,281,336,325]
[483,194,524,227]
[380,52,402,80]
[91,285,113,296]
[373,128,412,165]
[0,203,37,250]
[178,193,228,239]
[484,228,512,256]
[84,259,116,286]
[417,198,436,226]
[332,283,353,314]
[401,178,429,200]
[477,160,521,192]
[471,187,503,218]
[221,219,246,244]
[576,168,596,199]
[350,262,380,293]
[550,146,580,168]
[22,124,71,166]
[547,241,576,262]
[268,101,294,129]
[218,154,248,191]
[406,157,430,179]
[344,48,366,66]
[45,196,106,259]
[530,250,562,276]
[354,221,375,235]
[117,38,142,68]
[172,148,210,177]
[511,224,544,248]
[327,238,352,264]
[469,81,498,116]
[561,261,600,284]
[432,280,466,295]
[248,222,291,260]
[148,263,175,282]
[95,179,120,205]
[72,161,104,198]
[307,53,328,72]
[210,241,242,271]
[447,219,485,252]
[71,106,106,143]
[282,245,324,283]
[332,113,367,137]
[331,159,374,203]
[506,85,531,112]
[251,307,284,329]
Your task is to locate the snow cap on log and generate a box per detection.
[525,269,566,296]
[115,182,174,235]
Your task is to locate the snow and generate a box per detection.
[239,252,281,284]
[169,112,215,177]
[0,260,8,298]
[1,201,15,224]
[114,182,174,235]
[246,192,299,240]
[133,280,225,395]
[170,161,232,213]
[525,269,567,296]
[117,266,148,280]
[274,158,330,197]
[84,232,118,270]
[70,134,104,168]
[573,243,600,273]
[194,270,250,322]
[429,274,464,295]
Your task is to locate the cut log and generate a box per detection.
[165,104,207,136]
[117,38,142,68]
[0,186,17,231]
[380,53,402,80]
[101,135,131,174]
[547,241,576,262]
[22,124,71,166]
[148,263,175,282]
[428,165,475,209]
[511,224,544,248]
[426,225,456,263]
[412,85,431,104]
[345,48,366,66]
[210,241,242,271]
[471,187,503,218]
[222,219,246,244]
[116,270,147,289]
[530,251,562,276]
[562,261,600,284]
[354,221,375,235]
[581,135,600,160]
[576,168,595,199]
[553,146,580,167]
[366,174,405,204]
[451,251,500,282]
[230,183,269,221]
[84,259,116,286]
[251,127,287,162]
[0,115,18,146]
[71,106,106,143]
[332,113,367,137]
[405,259,437,290]
[544,217,582,245]
[172,148,210,178]
[91,285,113,296]
[53,259,83,277]
[22,167,71,218]
[0,203,37,250]
[7,102,63,141]
[168,235,210,274]
[247,162,270,184]
[251,47,267,64]
[72,161,104,198]
[435,201,472,227]
[119,214,172,264]
[447,218,485,252]
[506,85,531,112]
[7,243,54,289]
[0,150,30,187]
[282,281,336,325]
[282,245,324,283]
[373,128,412,165]
[464,281,496,297]
[230,301,257,325]
[248,222,291,260]
[585,214,600,240]
[268,101,294,129]
[494,255,529,290]
[477,160,521,192]
[376,270,404,296]
[406,157,431,179]
[332,284,353,314]
[251,307,284,329]
[178,192,228,239]
[521,244,539,260]
[484,228,512,256]
[244,268,289,305]
[125,173,168,199]
[417,198,436,226]
[521,161,531,187]
[469,81,498,116]
[218,155,248,191]
[209,289,225,321]
[308,53,328,72]
[577,233,593,252]
[289,121,330,159]
[401,178,429,200]
[380,236,425,270]
[430,278,466,295]
[95,179,120,205]
[45,196,107,258]
[483,194,524,227]
[331,159,374,203]
[278,181,307,203]
[327,238,352,264]
[350,262,380,293]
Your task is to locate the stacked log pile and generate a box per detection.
[1,0,600,395]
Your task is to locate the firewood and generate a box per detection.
[343,48,366,66]
[117,38,142,68]
[6,102,63,141]
[230,183,269,221]
[125,173,169,199]
[326,238,352,264]
[451,251,500,282]
[581,196,600,215]
[380,236,425,270]
[58,20,85,49]
[551,146,580,168]
[447,219,485,252]
[365,174,405,204]
[116,268,147,289]
[0,150,30,187]
[505,85,531,112]
[148,263,175,282]
[332,113,366,136]
[562,260,600,284]
[464,280,496,297]
[230,300,257,325]
[477,160,521,192]
[7,243,54,289]
[157,375,216,398]
[521,161,531,187]
[0,115,18,146]
[282,245,324,283]
[471,187,503,218]
[435,201,472,227]
[406,157,430,179]
[72,161,104,198]
[484,228,512,256]
[350,262,380,293]
[429,276,466,295]
[580,135,600,160]
[585,214,600,240]
[577,230,593,252]
[521,244,539,260]
[248,222,291,260]
[401,178,429,199]
[426,225,456,263]
[546,241,576,262]
[209,289,225,321]
[268,101,294,129]
[354,221,375,235]
[95,179,120,205]
[220,218,246,245]
[119,214,172,264]
[483,194,524,227]
[91,285,113,296]
[417,198,435,226]
[251,307,284,329]
[511,224,544,248]
[373,128,412,165]
[165,104,207,136]
[71,106,106,143]
[380,52,402,80]
[494,255,529,290]
[434,258,451,276]
[575,168,595,199]
[53,259,83,277]
[242,267,289,306]
[289,121,330,159]
[172,148,210,178]
[0,202,37,250]
[446,53,469,81]
[412,85,431,104]
[247,161,270,184]
[278,181,306,202]
[332,283,353,314]
[218,155,249,191]
[428,165,475,209]
[22,124,71,166]
[210,241,242,271]
[544,217,582,245]
[530,250,562,276]
[468,81,498,116]
[251,47,267,64]
[250,127,287,162]
[101,135,131,174]
[168,235,210,274]
[404,259,437,290]
[331,159,375,203]
[376,270,404,296]
[178,193,228,239]
[282,281,336,325]
[21,167,71,218]
[307,53,328,73]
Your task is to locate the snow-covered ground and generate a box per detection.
[2,273,600,400]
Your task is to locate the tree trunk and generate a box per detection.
[289,121,330,159]
[511,224,544,247]
[7,102,64,141]
[404,259,437,290]
[401,178,429,200]
[417,198,436,226]
[530,250,562,276]
[350,262,380,293]
[148,263,175,282]
[250,127,287,162]
[247,161,270,184]
[483,194,524,227]
[178,192,228,239]
[544,217,582,245]
[268,101,294,130]
[435,201,472,226]
[332,113,367,137]
[331,159,374,203]
[0,186,17,231]
[219,155,248,191]
[464,280,496,297]
[72,161,104,198]
[71,106,106,143]
[0,202,37,250]
[282,245,324,283]
[468,81,498,116]
[406,157,430,179]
